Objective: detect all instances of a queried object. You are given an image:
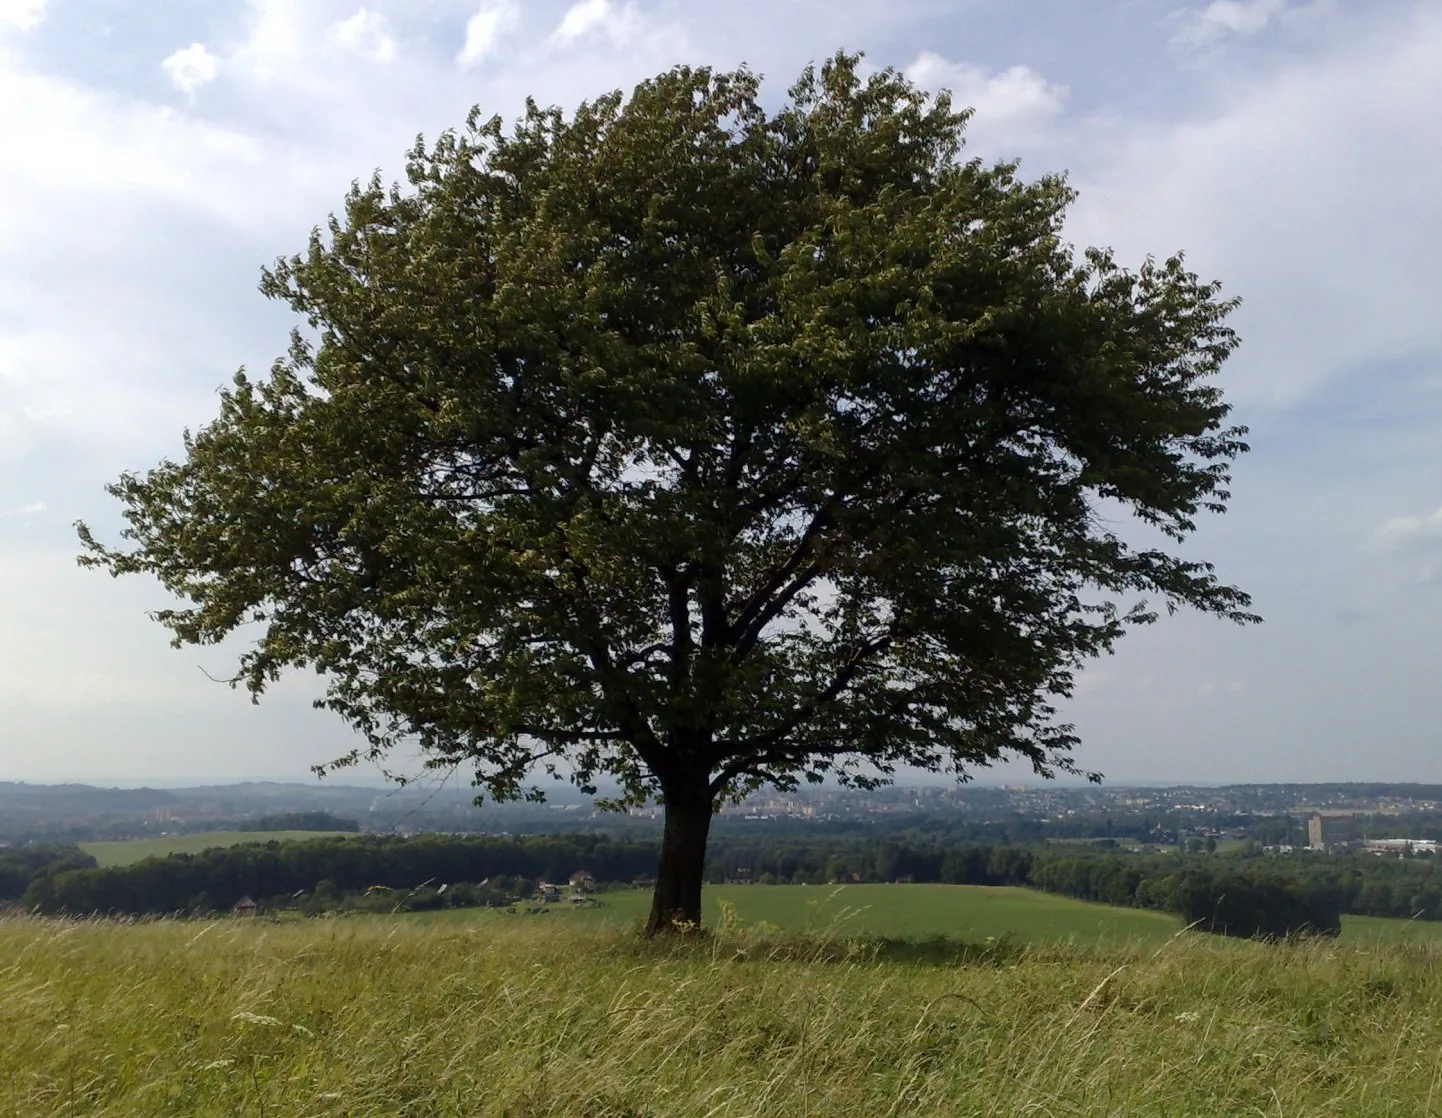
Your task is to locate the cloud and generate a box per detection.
[0,62,282,232]
[458,0,519,67]
[904,52,1067,151]
[1064,6,1442,408]
[1176,0,1290,44]
[230,0,307,86]
[4,500,44,515]
[552,0,641,47]
[1373,508,1442,555]
[161,43,220,95]
[0,0,45,32]
[331,9,397,64]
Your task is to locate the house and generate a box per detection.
[537,883,560,902]
[232,896,258,917]
[568,870,595,893]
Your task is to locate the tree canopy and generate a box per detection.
[80,54,1255,932]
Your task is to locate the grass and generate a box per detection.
[426,883,1185,945]
[426,882,1440,945]
[9,911,1442,1116]
[79,831,354,867]
[1341,913,1442,943]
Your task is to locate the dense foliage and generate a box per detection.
[22,834,656,915]
[80,54,1253,933]
[0,844,96,900]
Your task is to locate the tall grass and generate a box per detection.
[4,911,1442,1116]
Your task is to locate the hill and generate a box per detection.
[457,883,1186,944]
[422,882,1442,944]
[80,831,355,867]
[5,912,1442,1116]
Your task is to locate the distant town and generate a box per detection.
[7,778,1442,853]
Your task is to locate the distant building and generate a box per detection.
[1362,838,1439,857]
[1307,813,1357,850]
[232,896,258,917]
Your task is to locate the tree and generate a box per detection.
[79,55,1255,935]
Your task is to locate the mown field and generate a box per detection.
[79,831,353,867]
[425,882,1442,946]
[9,911,1442,1116]
[430,883,1184,943]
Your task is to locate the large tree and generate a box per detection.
[81,55,1256,934]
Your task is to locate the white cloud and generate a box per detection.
[552,0,641,47]
[0,0,45,32]
[4,500,44,515]
[231,0,305,85]
[905,52,1067,151]
[331,9,397,64]
[1373,508,1442,555]
[1178,0,1290,44]
[1065,6,1442,408]
[0,63,278,231]
[161,43,220,96]
[458,0,519,66]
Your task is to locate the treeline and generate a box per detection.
[9,832,1359,939]
[22,834,660,916]
[0,845,96,900]
[1024,853,1343,938]
[25,829,1442,939]
[238,812,360,832]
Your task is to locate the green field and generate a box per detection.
[80,831,353,866]
[431,883,1442,947]
[1341,912,1442,942]
[443,883,1185,944]
[11,909,1442,1116]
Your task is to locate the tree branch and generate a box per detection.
[511,725,627,744]
[728,501,835,650]
[710,632,896,785]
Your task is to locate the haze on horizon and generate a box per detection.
[1,0,1439,788]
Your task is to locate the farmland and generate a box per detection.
[424,882,1442,945]
[427,883,1184,943]
[79,831,354,867]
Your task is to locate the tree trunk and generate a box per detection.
[644,774,713,936]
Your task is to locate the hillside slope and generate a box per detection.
[4,915,1438,1115]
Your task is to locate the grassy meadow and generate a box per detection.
[79,831,354,867]
[10,910,1442,1117]
[425,882,1442,946]
[432,883,1186,944]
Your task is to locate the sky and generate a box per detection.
[0,0,1439,787]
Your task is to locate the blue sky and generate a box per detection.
[1,0,1439,785]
